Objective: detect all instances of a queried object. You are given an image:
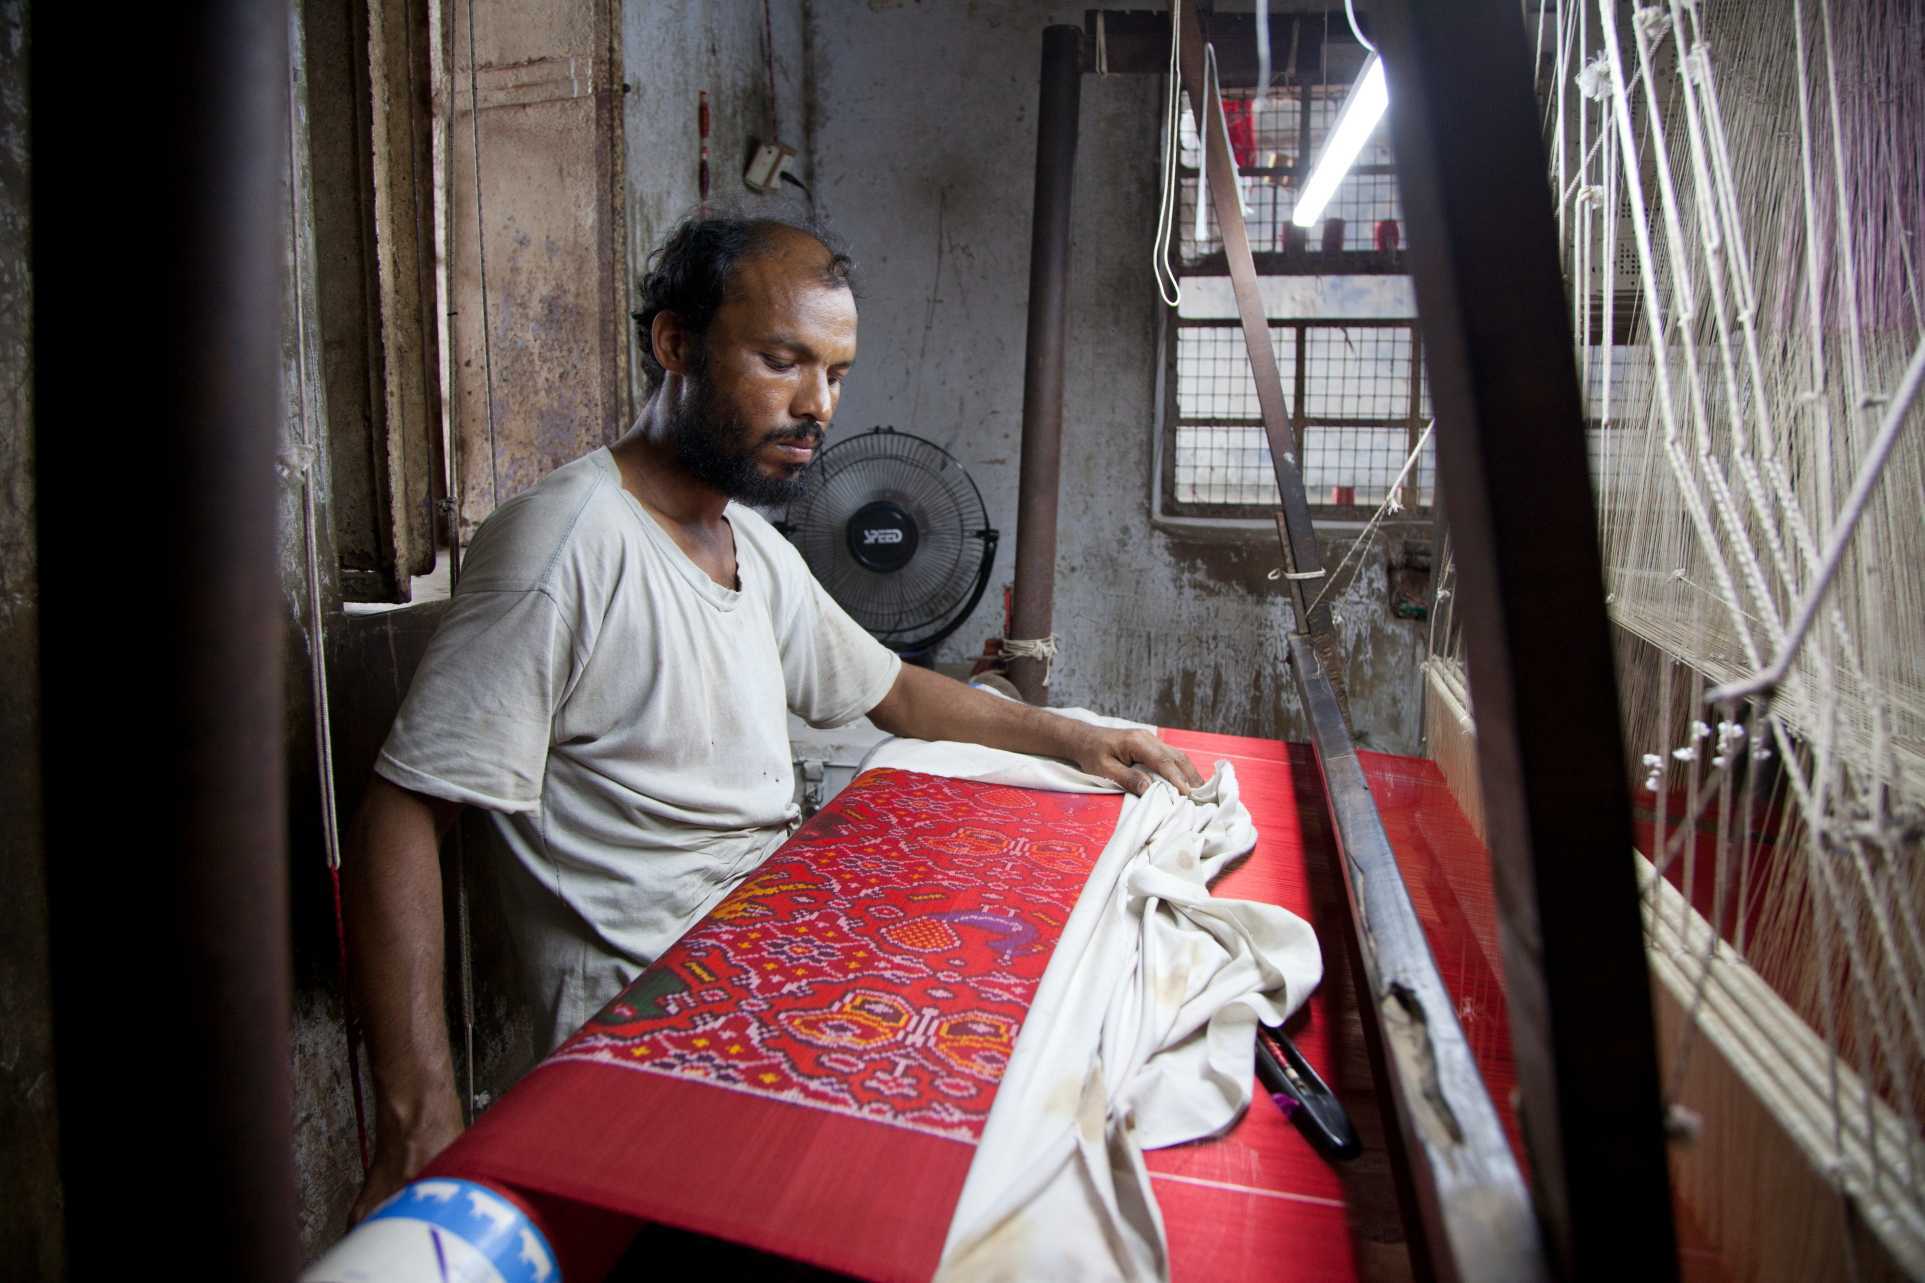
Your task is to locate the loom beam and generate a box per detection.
[1374,0,1681,1276]
[1174,1,1547,1275]
[1291,635,1546,1283]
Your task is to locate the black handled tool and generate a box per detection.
[1254,1024,1361,1162]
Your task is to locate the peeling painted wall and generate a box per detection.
[0,1,60,1274]
[807,1,1428,752]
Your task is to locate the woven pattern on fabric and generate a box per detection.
[548,767,1121,1141]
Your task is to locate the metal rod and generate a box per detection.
[34,4,298,1275]
[1008,25,1082,703]
[1707,333,1925,704]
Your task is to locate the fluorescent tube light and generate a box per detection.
[1291,54,1388,229]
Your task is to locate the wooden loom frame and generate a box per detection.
[1038,6,1683,1278]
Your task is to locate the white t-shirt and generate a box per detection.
[376,447,901,1049]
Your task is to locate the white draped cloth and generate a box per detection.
[860,710,1323,1281]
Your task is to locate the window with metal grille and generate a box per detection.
[1160,84,1431,521]
[1164,314,1431,518]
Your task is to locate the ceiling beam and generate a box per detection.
[1083,9,1370,82]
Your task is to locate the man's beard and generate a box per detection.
[663,367,821,507]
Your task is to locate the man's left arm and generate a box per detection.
[865,664,1203,796]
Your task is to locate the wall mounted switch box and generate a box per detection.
[744,140,796,193]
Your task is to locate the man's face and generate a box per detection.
[663,236,858,506]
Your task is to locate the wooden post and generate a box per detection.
[1375,0,1681,1275]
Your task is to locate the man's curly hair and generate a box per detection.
[632,213,857,395]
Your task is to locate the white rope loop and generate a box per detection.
[1002,633,1061,687]
[1151,0,1184,307]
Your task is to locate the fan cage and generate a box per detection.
[783,428,996,654]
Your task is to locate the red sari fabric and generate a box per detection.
[429,767,1122,1282]
[430,736,1526,1283]
[1146,731,1518,1283]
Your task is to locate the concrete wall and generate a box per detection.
[622,0,812,410]
[0,2,59,1275]
[806,0,1428,752]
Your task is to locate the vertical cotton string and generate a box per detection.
[1302,421,1435,622]
[1598,4,1764,675]
[1601,82,1618,514]
[1553,0,1572,249]
[1192,48,1209,248]
[1680,16,1833,655]
[1683,670,1704,944]
[1574,0,1590,354]
[1574,0,1925,1228]
[1253,0,1270,139]
[1817,0,1870,427]
[1661,3,1803,659]
[1790,0,1834,525]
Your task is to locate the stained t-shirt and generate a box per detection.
[375,448,901,1050]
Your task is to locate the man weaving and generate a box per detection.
[344,214,1203,1220]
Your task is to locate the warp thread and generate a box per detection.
[1501,0,1925,1266]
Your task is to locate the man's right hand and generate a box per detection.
[348,1095,465,1225]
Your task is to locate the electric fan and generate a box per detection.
[780,426,999,657]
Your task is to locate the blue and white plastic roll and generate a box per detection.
[302,1177,559,1283]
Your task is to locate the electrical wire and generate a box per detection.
[456,0,497,1125]
[1344,0,1375,52]
[286,12,368,1172]
[762,0,780,139]
[1152,0,1184,307]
